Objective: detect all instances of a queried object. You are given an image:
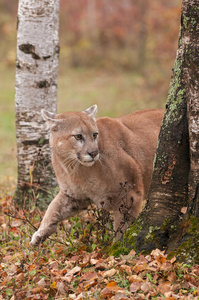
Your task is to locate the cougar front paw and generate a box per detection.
[30,230,44,247]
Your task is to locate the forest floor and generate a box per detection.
[0,192,199,300]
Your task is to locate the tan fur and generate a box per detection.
[30,106,164,246]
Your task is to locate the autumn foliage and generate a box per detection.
[1,0,181,71]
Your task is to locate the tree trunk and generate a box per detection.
[111,0,199,263]
[15,0,60,205]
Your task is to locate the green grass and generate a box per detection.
[0,61,168,190]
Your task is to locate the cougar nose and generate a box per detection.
[88,150,99,158]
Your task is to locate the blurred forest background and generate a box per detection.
[0,0,181,190]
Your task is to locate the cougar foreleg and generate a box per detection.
[30,191,90,246]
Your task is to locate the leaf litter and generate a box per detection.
[1,195,199,299]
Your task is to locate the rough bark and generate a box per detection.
[15,0,59,204]
[183,2,199,215]
[110,0,199,263]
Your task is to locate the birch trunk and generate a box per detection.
[15,0,59,203]
[111,0,199,263]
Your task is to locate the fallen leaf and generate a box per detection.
[70,255,81,263]
[151,249,167,264]
[57,281,66,294]
[79,271,98,290]
[129,249,136,256]
[100,287,115,298]
[181,207,187,214]
[141,282,154,294]
[133,263,148,274]
[167,271,177,283]
[37,278,46,288]
[128,275,143,283]
[103,268,117,277]
[114,293,129,300]
[62,274,73,283]
[130,281,141,293]
[50,281,57,290]
[49,261,59,270]
[106,281,120,292]
[11,219,21,227]
[170,256,176,264]
[6,265,17,276]
[31,287,44,294]
[158,281,172,295]
[69,294,77,299]
[90,258,98,265]
[95,262,106,270]
[120,265,132,275]
[80,254,90,267]
[68,266,81,275]
[80,272,98,283]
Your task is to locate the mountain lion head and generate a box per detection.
[42,105,99,168]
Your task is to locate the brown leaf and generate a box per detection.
[114,293,129,300]
[11,219,21,227]
[151,249,167,264]
[37,278,46,288]
[158,281,172,295]
[181,207,187,214]
[70,255,81,263]
[103,268,117,277]
[167,271,177,283]
[141,282,153,294]
[57,281,66,294]
[129,249,136,257]
[80,272,98,283]
[130,281,141,293]
[133,263,148,274]
[170,256,176,264]
[79,271,98,290]
[31,287,44,294]
[90,258,99,265]
[100,287,115,298]
[120,265,132,275]
[95,262,106,270]
[68,266,81,275]
[128,275,143,284]
[184,274,199,287]
[80,254,90,267]
[49,261,59,270]
[61,274,73,283]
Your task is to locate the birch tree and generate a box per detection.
[15,0,59,203]
[112,0,199,263]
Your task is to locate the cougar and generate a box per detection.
[30,105,164,246]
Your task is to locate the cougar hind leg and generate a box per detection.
[113,188,143,240]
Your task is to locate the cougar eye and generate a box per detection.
[93,132,98,140]
[74,134,83,140]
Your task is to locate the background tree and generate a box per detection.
[15,0,60,203]
[112,0,199,263]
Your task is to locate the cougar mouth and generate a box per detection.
[77,153,99,167]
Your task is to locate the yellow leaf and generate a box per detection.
[50,281,57,290]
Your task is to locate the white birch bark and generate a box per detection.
[15,0,59,195]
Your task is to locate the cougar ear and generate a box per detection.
[84,105,98,118]
[41,109,56,121]
[41,109,58,129]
